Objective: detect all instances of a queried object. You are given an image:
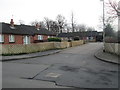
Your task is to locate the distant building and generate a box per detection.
[0,19,56,45]
[57,31,103,42]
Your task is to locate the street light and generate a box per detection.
[100,0,105,52]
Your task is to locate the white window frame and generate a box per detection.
[9,35,15,42]
[38,35,43,40]
[23,36,30,44]
[0,34,4,43]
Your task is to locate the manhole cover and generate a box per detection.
[45,73,62,78]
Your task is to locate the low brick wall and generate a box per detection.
[1,40,84,55]
[104,43,120,56]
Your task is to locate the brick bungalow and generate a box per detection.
[0,19,56,45]
[57,31,103,42]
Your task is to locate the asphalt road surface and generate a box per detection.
[2,42,119,89]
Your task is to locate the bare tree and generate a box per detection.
[49,21,59,33]
[19,20,25,25]
[105,0,119,23]
[39,21,46,28]
[30,20,39,26]
[107,0,119,16]
[99,0,119,29]
[99,16,114,27]
[65,24,72,33]
[87,27,95,31]
[75,24,87,32]
[56,14,66,33]
[30,20,46,28]
[44,17,51,31]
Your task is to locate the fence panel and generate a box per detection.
[1,40,84,55]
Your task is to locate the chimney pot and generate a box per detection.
[10,19,14,27]
[36,23,40,30]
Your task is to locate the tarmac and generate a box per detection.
[1,48,119,65]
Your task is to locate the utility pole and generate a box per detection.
[118,1,120,31]
[100,0,105,52]
[71,12,75,32]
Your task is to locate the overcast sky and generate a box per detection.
[0,0,118,31]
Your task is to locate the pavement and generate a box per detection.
[1,50,62,62]
[95,48,119,64]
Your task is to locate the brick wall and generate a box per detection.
[2,34,50,45]
[15,35,23,44]
[33,35,38,41]
[3,34,23,44]
[43,35,48,40]
[33,35,48,41]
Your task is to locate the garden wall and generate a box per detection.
[104,43,120,56]
[1,40,84,55]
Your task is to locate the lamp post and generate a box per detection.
[100,0,105,52]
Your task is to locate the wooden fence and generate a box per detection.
[104,43,120,56]
[1,40,84,55]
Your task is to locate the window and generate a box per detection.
[23,36,30,44]
[38,35,43,40]
[0,34,4,43]
[90,37,93,40]
[9,35,15,42]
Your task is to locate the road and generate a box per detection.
[2,42,119,89]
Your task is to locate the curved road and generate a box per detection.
[3,42,118,88]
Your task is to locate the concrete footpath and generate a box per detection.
[1,50,61,62]
[95,49,119,64]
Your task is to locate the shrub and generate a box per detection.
[73,36,80,41]
[68,40,72,42]
[48,37,61,42]
[105,36,119,43]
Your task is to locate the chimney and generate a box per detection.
[36,23,40,30]
[10,19,14,27]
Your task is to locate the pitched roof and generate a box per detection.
[57,31,98,38]
[0,22,56,36]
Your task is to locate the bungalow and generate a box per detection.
[0,19,56,44]
[57,31,102,42]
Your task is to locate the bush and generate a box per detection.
[48,37,61,42]
[68,40,72,42]
[73,36,80,41]
[105,36,119,43]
